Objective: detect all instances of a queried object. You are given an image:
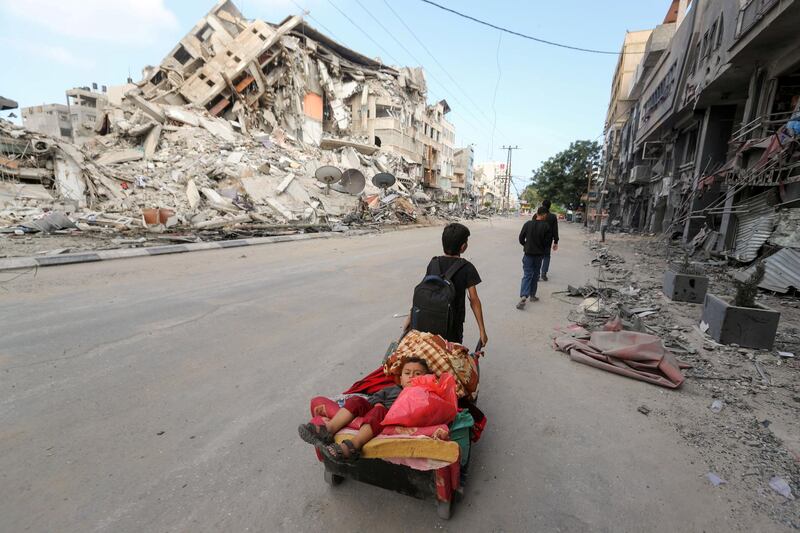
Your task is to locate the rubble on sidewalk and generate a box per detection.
[566,233,800,528]
[1,1,468,257]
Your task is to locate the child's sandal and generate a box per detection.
[318,439,360,463]
[298,423,333,446]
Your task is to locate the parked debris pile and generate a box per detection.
[1,1,469,256]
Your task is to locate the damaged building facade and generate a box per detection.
[599,0,800,287]
[1,0,475,246]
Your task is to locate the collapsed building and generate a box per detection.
[1,0,473,248]
[598,0,800,292]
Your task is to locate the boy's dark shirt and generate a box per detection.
[424,256,482,344]
[545,211,559,246]
[519,219,552,256]
[368,385,402,408]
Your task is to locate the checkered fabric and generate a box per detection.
[385,330,478,399]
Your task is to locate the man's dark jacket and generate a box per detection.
[519,218,552,256]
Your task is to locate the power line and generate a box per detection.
[350,0,506,145]
[381,0,509,140]
[323,0,405,67]
[419,0,630,56]
[336,0,500,145]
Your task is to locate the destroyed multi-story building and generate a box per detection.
[1,0,472,243]
[20,104,73,140]
[598,0,800,277]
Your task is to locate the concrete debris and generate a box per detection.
[1,1,481,256]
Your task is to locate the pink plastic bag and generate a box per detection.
[383,373,458,427]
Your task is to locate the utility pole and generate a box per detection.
[501,145,520,212]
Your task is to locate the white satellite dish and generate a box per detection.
[315,165,342,195]
[332,168,366,195]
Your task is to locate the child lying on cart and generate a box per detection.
[298,357,431,463]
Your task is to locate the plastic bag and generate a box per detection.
[383,373,458,427]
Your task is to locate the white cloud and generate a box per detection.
[0,38,95,69]
[0,0,179,45]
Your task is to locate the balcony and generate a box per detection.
[735,0,779,40]
[729,110,795,143]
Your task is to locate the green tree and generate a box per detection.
[525,140,600,209]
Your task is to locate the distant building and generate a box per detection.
[453,145,475,200]
[474,161,506,207]
[21,104,73,140]
[66,86,108,145]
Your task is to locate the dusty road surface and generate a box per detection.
[0,219,780,532]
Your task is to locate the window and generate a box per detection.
[173,45,192,65]
[715,14,724,49]
[150,70,166,86]
[196,24,213,42]
[60,128,71,137]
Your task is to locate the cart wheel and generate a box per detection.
[324,470,343,486]
[436,500,452,520]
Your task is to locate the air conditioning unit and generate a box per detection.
[630,165,652,183]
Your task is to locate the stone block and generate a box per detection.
[701,293,780,350]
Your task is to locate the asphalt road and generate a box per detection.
[0,219,764,532]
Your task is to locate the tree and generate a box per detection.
[524,140,601,209]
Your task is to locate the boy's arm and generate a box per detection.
[552,217,559,246]
[467,285,488,348]
[518,223,527,246]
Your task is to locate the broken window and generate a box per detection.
[715,14,724,50]
[173,45,192,65]
[375,105,396,118]
[59,128,71,137]
[196,24,213,42]
[150,70,166,86]
[684,129,698,164]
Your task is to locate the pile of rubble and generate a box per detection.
[560,235,799,528]
[0,1,454,256]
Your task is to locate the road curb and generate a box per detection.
[0,223,440,272]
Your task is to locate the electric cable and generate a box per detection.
[419,0,640,56]
[350,0,509,146]
[381,0,511,140]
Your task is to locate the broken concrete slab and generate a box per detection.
[320,137,379,155]
[127,93,165,124]
[186,179,201,210]
[164,106,201,127]
[143,124,163,160]
[53,153,86,202]
[276,174,295,195]
[266,198,294,221]
[96,149,144,165]
[0,183,54,205]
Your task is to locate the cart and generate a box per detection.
[313,341,484,520]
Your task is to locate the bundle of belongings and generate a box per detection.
[308,330,485,471]
[553,319,690,389]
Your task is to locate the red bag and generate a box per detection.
[383,373,458,427]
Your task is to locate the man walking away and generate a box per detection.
[517,207,552,309]
[540,199,559,281]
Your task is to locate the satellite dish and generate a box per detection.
[332,168,366,195]
[372,172,396,193]
[314,165,342,194]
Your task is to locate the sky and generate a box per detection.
[0,0,668,192]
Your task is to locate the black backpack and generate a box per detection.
[411,257,466,338]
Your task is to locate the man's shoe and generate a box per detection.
[516,298,527,310]
[529,296,540,302]
[541,274,548,281]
